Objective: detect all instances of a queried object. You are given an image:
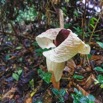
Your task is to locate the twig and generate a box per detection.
[87,29,103,34]
[0,30,13,35]
[89,13,101,43]
[82,0,86,41]
[9,22,18,35]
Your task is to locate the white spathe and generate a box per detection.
[36,28,90,82]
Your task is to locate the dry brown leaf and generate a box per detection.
[2,87,17,100]
[43,90,52,103]
[67,59,76,69]
[52,0,60,4]
[91,55,102,61]
[67,59,76,74]
[24,97,32,103]
[83,74,95,89]
[77,85,89,96]
[85,66,92,72]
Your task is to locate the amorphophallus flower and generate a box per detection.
[36,28,90,86]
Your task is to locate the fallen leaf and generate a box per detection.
[2,87,17,100]
[77,84,89,96]
[24,96,32,103]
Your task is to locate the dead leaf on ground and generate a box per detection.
[67,59,76,75]
[2,87,17,100]
[52,0,60,4]
[83,74,95,89]
[24,97,32,103]
[76,84,89,96]
[24,94,32,103]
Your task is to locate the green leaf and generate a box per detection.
[90,24,95,28]
[52,88,59,96]
[38,69,52,83]
[43,72,52,84]
[73,74,84,80]
[59,89,66,96]
[52,88,66,103]
[100,84,103,88]
[90,17,97,26]
[17,69,22,75]
[94,67,103,73]
[96,42,103,48]
[88,54,92,59]
[6,54,10,61]
[12,73,19,81]
[87,95,95,102]
[29,79,34,88]
[16,46,22,50]
[72,88,95,103]
[97,75,103,83]
[92,17,98,21]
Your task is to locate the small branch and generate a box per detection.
[87,29,103,34]
[9,22,18,35]
[89,13,101,43]
[82,1,86,41]
[0,30,13,35]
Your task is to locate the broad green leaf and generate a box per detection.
[38,69,52,83]
[97,42,103,48]
[72,88,95,103]
[73,74,84,80]
[100,84,103,88]
[88,54,92,59]
[97,75,103,83]
[52,88,59,96]
[79,97,87,103]
[52,88,66,103]
[59,89,66,96]
[94,67,103,73]
[90,24,95,28]
[42,72,52,84]
[17,69,22,75]
[92,17,98,21]
[90,17,97,26]
[12,73,19,81]
[87,95,95,102]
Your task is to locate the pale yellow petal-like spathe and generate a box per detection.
[36,28,91,82]
[36,28,62,49]
[46,58,65,82]
[43,31,91,63]
[78,43,90,54]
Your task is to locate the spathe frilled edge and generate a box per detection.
[43,33,91,63]
[35,28,62,49]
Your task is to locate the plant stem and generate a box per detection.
[89,13,101,44]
